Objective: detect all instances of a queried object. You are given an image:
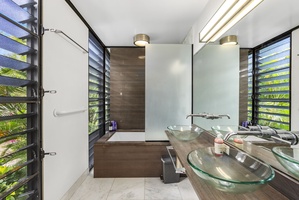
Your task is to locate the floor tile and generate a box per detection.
[70,170,199,200]
[145,178,182,200]
[107,178,145,200]
[70,173,114,200]
[177,178,199,200]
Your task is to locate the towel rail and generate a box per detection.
[53,108,87,117]
[166,146,186,174]
[44,28,88,53]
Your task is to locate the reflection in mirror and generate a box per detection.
[193,41,298,181]
[239,48,251,124]
[272,146,299,179]
[240,36,291,130]
[192,44,239,130]
[237,42,298,180]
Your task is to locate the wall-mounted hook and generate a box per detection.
[40,88,57,97]
[41,148,57,159]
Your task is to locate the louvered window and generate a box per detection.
[88,33,105,169]
[251,36,290,130]
[0,0,41,199]
[247,52,253,121]
[104,51,110,133]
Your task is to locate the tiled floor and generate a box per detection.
[69,170,199,200]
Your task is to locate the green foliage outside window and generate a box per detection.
[88,85,101,134]
[0,38,28,199]
[248,37,290,130]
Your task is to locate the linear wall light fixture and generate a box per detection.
[134,34,150,47]
[199,0,263,43]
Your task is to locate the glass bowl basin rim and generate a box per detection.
[167,125,193,129]
[272,147,299,164]
[187,148,275,185]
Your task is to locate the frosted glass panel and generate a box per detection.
[145,44,192,141]
[193,45,239,130]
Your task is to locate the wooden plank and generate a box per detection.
[95,145,168,160]
[94,138,170,178]
[95,160,163,177]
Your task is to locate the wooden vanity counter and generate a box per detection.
[166,130,298,200]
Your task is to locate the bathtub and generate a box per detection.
[94,131,170,178]
[108,132,145,141]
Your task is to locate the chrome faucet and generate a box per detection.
[186,112,230,120]
[223,125,276,141]
[186,113,208,119]
[222,126,299,145]
[223,130,261,141]
[205,114,230,120]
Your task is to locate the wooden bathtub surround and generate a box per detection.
[94,134,170,177]
[115,129,145,132]
[166,130,299,200]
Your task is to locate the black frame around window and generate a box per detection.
[0,0,42,199]
[88,33,110,169]
[248,34,291,130]
[104,50,110,133]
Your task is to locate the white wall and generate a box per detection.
[193,45,239,130]
[145,44,192,141]
[42,0,89,200]
[183,0,223,54]
[291,28,299,130]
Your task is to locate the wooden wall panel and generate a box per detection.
[94,139,170,177]
[110,48,145,130]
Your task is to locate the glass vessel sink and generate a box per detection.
[272,146,299,178]
[187,147,275,193]
[167,125,203,141]
[211,125,249,140]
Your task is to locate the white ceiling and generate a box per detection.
[70,0,299,48]
[225,0,299,48]
[70,0,210,46]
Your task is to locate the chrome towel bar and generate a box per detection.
[166,146,186,174]
[44,28,88,53]
[53,108,87,117]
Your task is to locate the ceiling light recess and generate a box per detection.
[220,35,238,45]
[134,34,150,47]
[199,0,263,43]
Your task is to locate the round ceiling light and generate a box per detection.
[133,34,150,47]
[220,35,238,45]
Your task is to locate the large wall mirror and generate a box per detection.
[192,44,239,130]
[193,34,299,182]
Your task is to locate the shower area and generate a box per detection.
[94,45,192,177]
[94,47,157,178]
